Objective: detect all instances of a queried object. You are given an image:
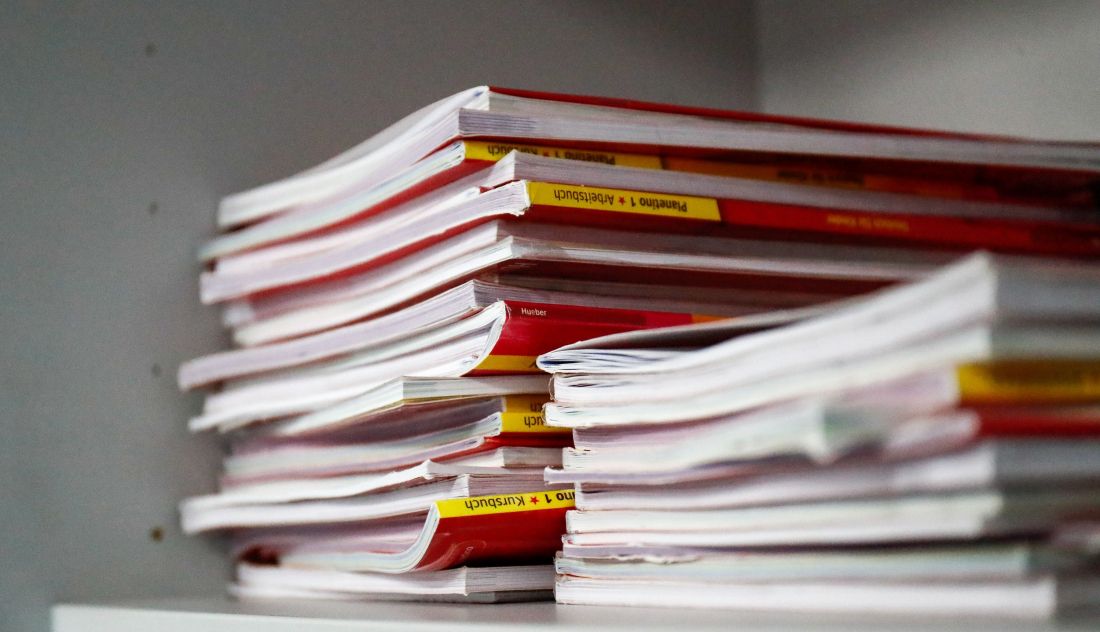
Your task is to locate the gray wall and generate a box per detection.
[755,0,1100,139]
[0,2,757,631]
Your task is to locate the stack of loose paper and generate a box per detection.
[540,253,1100,618]
[180,86,1100,602]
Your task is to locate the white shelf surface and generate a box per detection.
[52,597,1100,632]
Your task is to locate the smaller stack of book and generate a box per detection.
[540,253,1100,618]
[181,374,574,601]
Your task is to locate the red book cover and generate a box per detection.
[414,489,574,571]
[714,198,1100,257]
[972,406,1100,437]
[489,86,992,139]
[266,489,575,573]
[487,86,1100,187]
[472,300,716,374]
[887,405,1100,459]
[518,180,1100,258]
[220,394,572,485]
[211,87,1100,260]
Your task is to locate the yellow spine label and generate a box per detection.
[956,361,1100,403]
[499,395,567,433]
[474,354,542,373]
[825,213,911,233]
[663,157,805,182]
[463,140,662,169]
[526,182,721,221]
[436,489,576,518]
[661,156,1000,201]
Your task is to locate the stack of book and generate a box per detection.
[541,253,1100,618]
[178,86,1100,603]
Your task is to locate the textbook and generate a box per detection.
[557,401,1100,477]
[207,140,1096,262]
[201,150,1100,271]
[242,381,558,438]
[215,490,575,577]
[186,295,745,432]
[540,254,1100,427]
[563,488,1100,548]
[561,439,1100,509]
[260,376,558,437]
[561,413,1100,493]
[181,468,552,533]
[234,563,555,602]
[541,252,1100,376]
[554,574,1100,618]
[179,279,760,389]
[546,332,1100,429]
[185,461,518,510]
[220,394,568,482]
[276,489,575,573]
[555,541,1093,582]
[191,479,571,600]
[213,86,1100,232]
[220,220,917,347]
[222,220,936,347]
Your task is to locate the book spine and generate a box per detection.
[972,407,1100,437]
[436,489,576,518]
[718,199,1100,256]
[463,140,661,169]
[468,139,1083,206]
[415,489,575,572]
[525,181,721,222]
[523,181,1100,256]
[487,86,985,138]
[662,156,1009,203]
[498,395,569,434]
[471,301,705,374]
[303,159,490,240]
[957,361,1100,404]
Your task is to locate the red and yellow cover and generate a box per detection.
[519,181,1100,257]
[889,402,1100,460]
[253,137,1100,266]
[220,392,570,485]
[415,489,575,571]
[970,405,1100,437]
[268,489,576,573]
[495,394,569,438]
[472,300,719,374]
[487,86,1100,195]
[956,360,1100,404]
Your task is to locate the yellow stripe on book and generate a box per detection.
[662,156,1002,201]
[463,141,662,169]
[956,361,1100,403]
[500,395,567,434]
[474,354,542,373]
[436,489,576,518]
[526,182,721,221]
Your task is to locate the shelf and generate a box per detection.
[52,597,1100,632]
